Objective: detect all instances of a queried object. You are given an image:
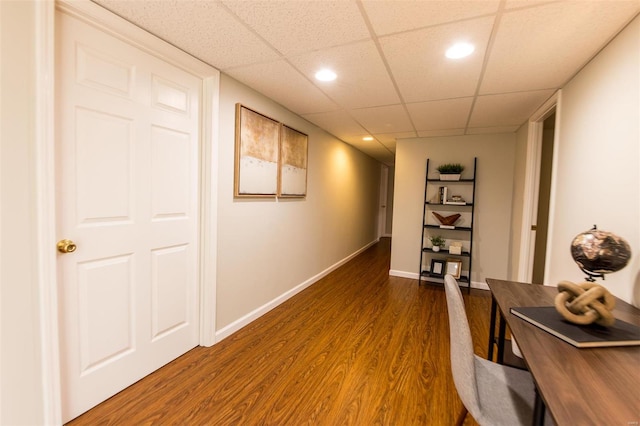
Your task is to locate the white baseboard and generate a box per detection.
[215,239,379,342]
[389,269,419,279]
[388,269,489,291]
[470,281,489,291]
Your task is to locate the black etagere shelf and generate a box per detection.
[418,157,477,290]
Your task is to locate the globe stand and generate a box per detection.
[580,267,605,283]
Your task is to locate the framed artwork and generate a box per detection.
[430,259,445,277]
[278,125,308,197]
[446,259,463,279]
[234,104,280,197]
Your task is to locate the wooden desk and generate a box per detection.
[486,278,640,426]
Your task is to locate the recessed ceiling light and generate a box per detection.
[445,42,475,59]
[315,69,337,82]
[363,136,374,141]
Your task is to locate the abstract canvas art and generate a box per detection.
[234,104,280,197]
[279,125,308,197]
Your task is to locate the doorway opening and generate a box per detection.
[377,165,394,239]
[517,91,559,284]
[531,112,555,284]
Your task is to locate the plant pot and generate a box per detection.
[439,173,461,181]
[432,246,440,252]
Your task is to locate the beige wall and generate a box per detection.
[0,1,46,424]
[216,74,381,330]
[545,16,639,304]
[390,134,516,287]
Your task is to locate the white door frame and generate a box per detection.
[36,2,220,423]
[516,91,561,283]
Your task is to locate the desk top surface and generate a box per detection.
[486,278,640,426]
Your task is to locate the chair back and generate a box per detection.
[443,274,481,418]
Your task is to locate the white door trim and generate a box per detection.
[34,1,61,423]
[199,76,220,347]
[516,90,561,283]
[39,2,220,422]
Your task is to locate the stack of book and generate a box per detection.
[437,186,466,205]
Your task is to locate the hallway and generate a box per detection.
[69,238,490,425]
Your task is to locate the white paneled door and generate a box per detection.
[56,11,201,422]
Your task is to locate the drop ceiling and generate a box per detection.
[92,0,640,166]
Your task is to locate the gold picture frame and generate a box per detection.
[278,125,308,197]
[446,259,463,279]
[234,104,280,197]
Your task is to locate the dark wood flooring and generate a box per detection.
[68,238,490,425]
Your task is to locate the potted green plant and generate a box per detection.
[429,235,446,252]
[437,163,465,181]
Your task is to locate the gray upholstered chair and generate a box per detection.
[443,274,547,426]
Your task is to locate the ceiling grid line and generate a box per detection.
[355,0,416,154]
[92,0,640,165]
[463,0,505,134]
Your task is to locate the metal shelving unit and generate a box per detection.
[419,157,477,290]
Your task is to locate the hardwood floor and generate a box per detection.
[68,238,490,425]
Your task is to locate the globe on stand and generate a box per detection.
[554,225,632,327]
[570,225,631,281]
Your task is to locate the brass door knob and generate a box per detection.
[57,239,77,253]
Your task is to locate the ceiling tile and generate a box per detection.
[503,0,562,10]
[469,90,555,128]
[350,105,414,134]
[417,129,466,138]
[226,60,338,115]
[341,135,379,146]
[480,1,640,93]
[380,17,495,102]
[381,140,397,152]
[91,0,640,167]
[221,0,370,56]
[343,138,394,155]
[336,137,395,165]
[302,110,368,140]
[407,98,474,131]
[94,0,280,69]
[362,0,499,36]
[373,132,418,145]
[467,126,520,134]
[289,41,400,109]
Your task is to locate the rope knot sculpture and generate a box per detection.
[554,281,616,327]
